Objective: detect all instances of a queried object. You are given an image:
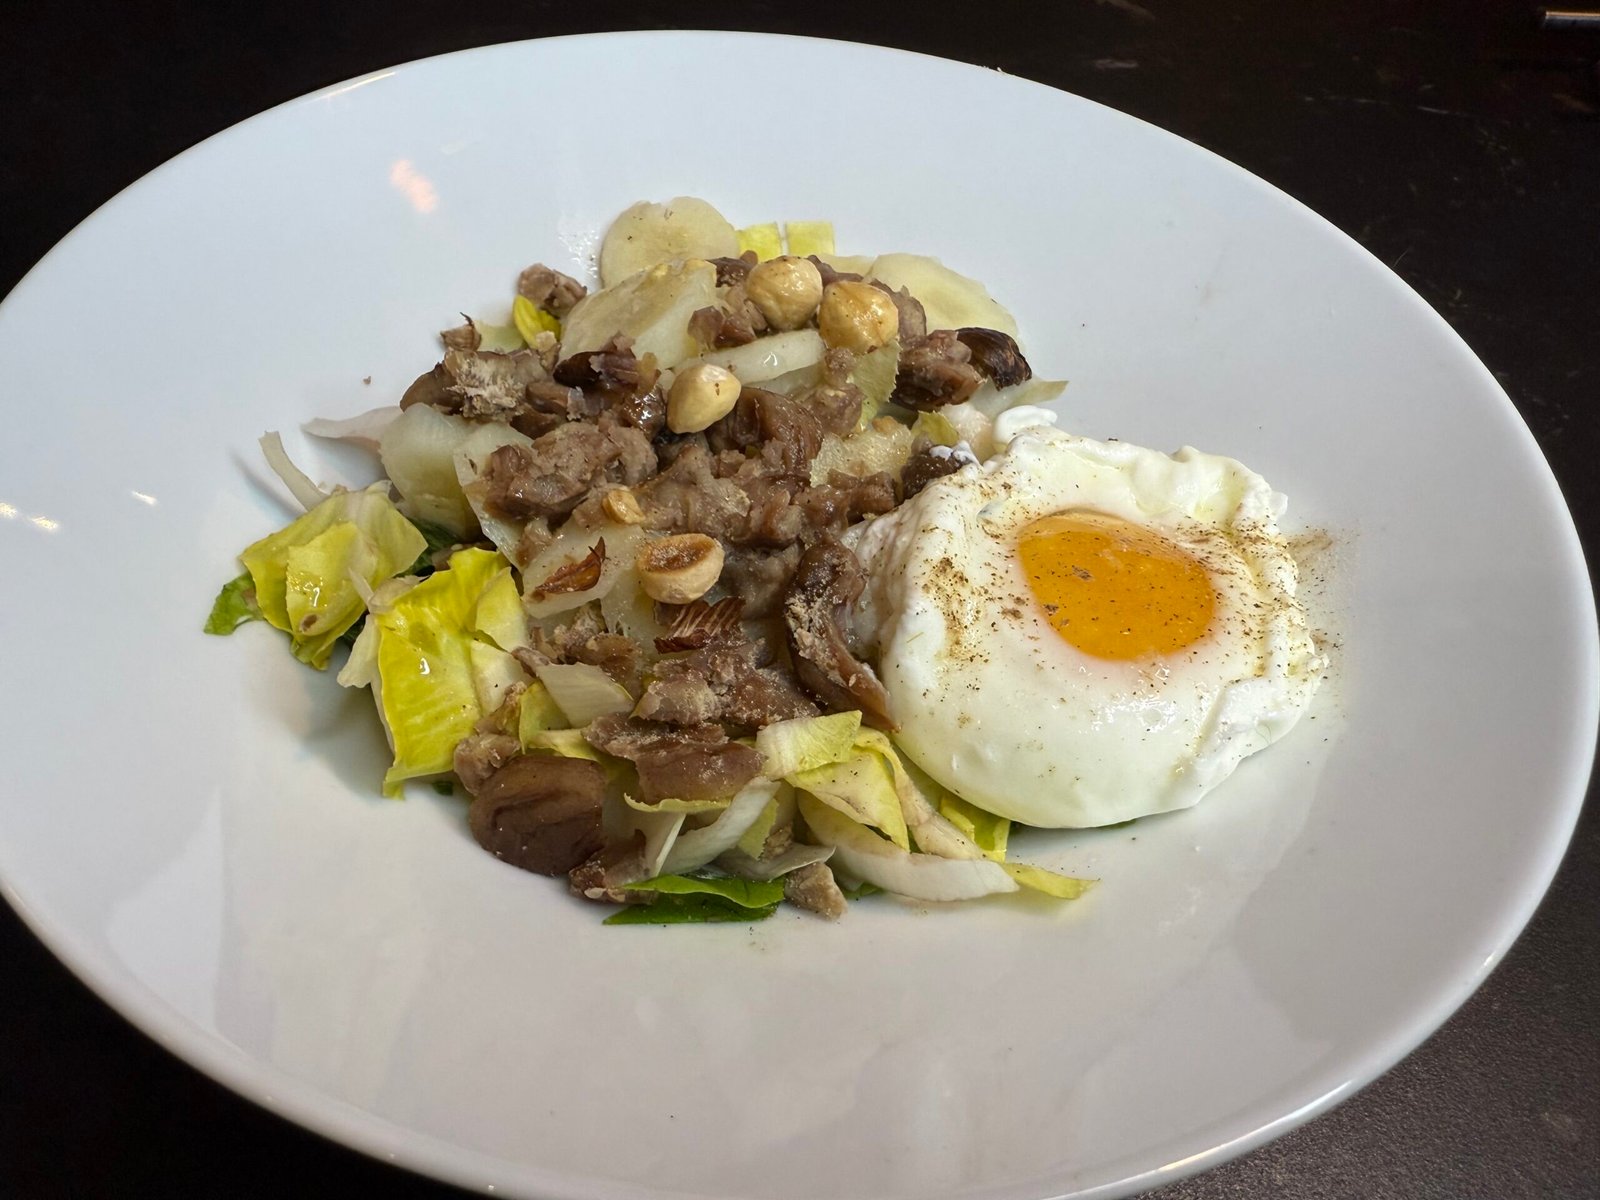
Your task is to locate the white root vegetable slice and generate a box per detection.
[377,403,477,535]
[866,253,1020,338]
[809,422,916,487]
[757,365,824,397]
[599,564,669,649]
[799,796,1019,903]
[599,197,739,287]
[683,329,826,386]
[522,521,650,618]
[533,663,634,727]
[660,778,780,876]
[966,377,1067,419]
[560,258,719,371]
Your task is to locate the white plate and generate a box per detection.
[0,32,1593,1200]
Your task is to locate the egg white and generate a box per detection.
[845,423,1325,827]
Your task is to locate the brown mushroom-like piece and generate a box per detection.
[516,263,587,316]
[708,251,759,286]
[479,442,585,520]
[954,327,1033,388]
[403,347,561,425]
[806,255,865,288]
[467,754,607,876]
[899,446,968,500]
[401,361,460,412]
[552,335,660,405]
[630,740,765,806]
[443,348,556,420]
[440,317,482,352]
[583,715,766,805]
[782,536,896,730]
[890,331,984,411]
[612,387,668,438]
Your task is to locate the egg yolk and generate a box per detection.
[1018,511,1215,660]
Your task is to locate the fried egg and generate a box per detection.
[845,418,1325,827]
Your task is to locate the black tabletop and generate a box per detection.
[2,2,1596,1197]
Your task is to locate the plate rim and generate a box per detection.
[1,28,1596,1200]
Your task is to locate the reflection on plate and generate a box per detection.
[0,32,1593,1200]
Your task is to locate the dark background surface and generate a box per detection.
[2,2,1596,1197]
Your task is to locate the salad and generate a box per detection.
[207,197,1091,924]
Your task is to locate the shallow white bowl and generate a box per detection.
[0,31,1593,1200]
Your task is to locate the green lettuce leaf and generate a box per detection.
[472,318,525,353]
[1000,863,1095,899]
[372,547,505,794]
[523,728,606,763]
[336,617,381,689]
[283,521,381,668]
[756,711,861,779]
[203,572,263,635]
[660,779,782,876]
[605,872,786,925]
[789,748,911,850]
[467,640,530,714]
[939,794,1011,862]
[735,794,781,857]
[516,680,569,747]
[512,296,561,343]
[910,410,962,448]
[405,518,461,576]
[801,783,1093,906]
[626,874,785,908]
[783,220,835,258]
[237,485,426,669]
[603,895,780,925]
[623,793,731,814]
[846,728,982,859]
[472,567,529,652]
[798,795,1013,901]
[336,616,366,650]
[736,222,782,261]
[849,339,901,427]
